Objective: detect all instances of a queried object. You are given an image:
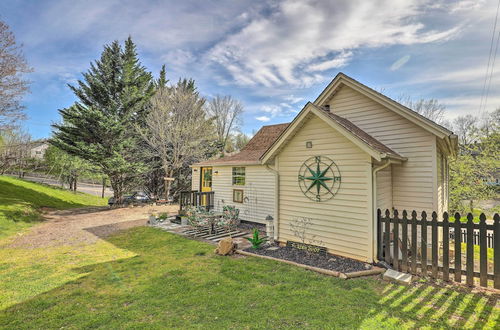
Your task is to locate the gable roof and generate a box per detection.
[320,106,402,159]
[314,73,456,139]
[193,123,289,166]
[261,102,406,164]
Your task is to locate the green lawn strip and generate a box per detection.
[0,176,107,239]
[0,227,497,329]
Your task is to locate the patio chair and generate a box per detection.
[185,206,211,235]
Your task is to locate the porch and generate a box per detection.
[179,190,215,212]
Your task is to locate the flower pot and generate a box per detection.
[149,215,157,224]
[181,216,188,226]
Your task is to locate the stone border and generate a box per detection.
[236,250,385,279]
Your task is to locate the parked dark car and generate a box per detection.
[108,191,153,206]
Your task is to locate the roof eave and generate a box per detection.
[262,102,404,164]
[314,73,453,139]
[190,160,261,167]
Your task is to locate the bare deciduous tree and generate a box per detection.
[206,95,243,154]
[452,115,479,146]
[480,107,500,137]
[0,20,32,128]
[138,80,213,199]
[397,95,446,125]
[0,128,31,174]
[233,132,250,151]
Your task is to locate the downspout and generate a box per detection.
[265,164,279,241]
[372,158,391,262]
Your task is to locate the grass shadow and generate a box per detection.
[0,227,498,328]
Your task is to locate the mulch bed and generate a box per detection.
[244,244,372,274]
[237,221,265,234]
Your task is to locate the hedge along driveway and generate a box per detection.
[1,227,498,329]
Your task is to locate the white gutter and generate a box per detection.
[265,164,279,240]
[371,159,391,262]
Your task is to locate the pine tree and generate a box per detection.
[156,64,168,88]
[51,38,155,203]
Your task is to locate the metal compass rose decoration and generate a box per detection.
[298,156,341,202]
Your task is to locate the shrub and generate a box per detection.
[246,229,266,249]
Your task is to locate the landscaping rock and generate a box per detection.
[383,269,412,285]
[215,237,237,256]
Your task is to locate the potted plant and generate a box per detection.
[148,213,157,225]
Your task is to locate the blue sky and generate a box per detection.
[2,0,499,139]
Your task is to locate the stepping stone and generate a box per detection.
[383,269,412,285]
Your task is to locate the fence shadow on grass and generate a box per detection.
[0,226,497,328]
[366,281,499,329]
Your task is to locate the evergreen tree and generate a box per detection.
[51,38,155,203]
[156,64,168,88]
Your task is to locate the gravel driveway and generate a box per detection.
[5,204,179,249]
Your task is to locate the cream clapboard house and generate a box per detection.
[192,73,458,262]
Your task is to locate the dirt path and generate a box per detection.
[5,204,179,249]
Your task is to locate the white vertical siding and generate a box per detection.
[436,147,449,215]
[437,148,443,215]
[277,114,373,262]
[191,167,200,191]
[376,165,392,212]
[329,85,437,214]
[210,165,275,224]
[444,156,449,212]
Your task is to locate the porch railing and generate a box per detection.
[179,190,215,212]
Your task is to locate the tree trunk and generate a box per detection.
[164,168,174,201]
[101,177,106,199]
[110,175,124,205]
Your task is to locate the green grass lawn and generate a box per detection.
[0,227,498,329]
[0,176,107,239]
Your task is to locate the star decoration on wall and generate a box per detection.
[298,156,341,202]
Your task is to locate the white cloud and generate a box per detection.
[390,55,411,71]
[284,95,304,104]
[279,102,292,109]
[261,105,284,117]
[161,49,196,69]
[208,0,463,87]
[307,51,353,72]
[20,0,255,52]
[441,95,500,117]
[255,115,271,122]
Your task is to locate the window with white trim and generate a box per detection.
[232,167,245,185]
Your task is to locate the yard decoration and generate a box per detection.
[298,155,341,202]
[246,229,267,249]
[148,214,157,224]
[214,237,237,255]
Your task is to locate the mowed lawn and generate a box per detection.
[0,177,498,329]
[0,175,107,239]
[0,226,498,329]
